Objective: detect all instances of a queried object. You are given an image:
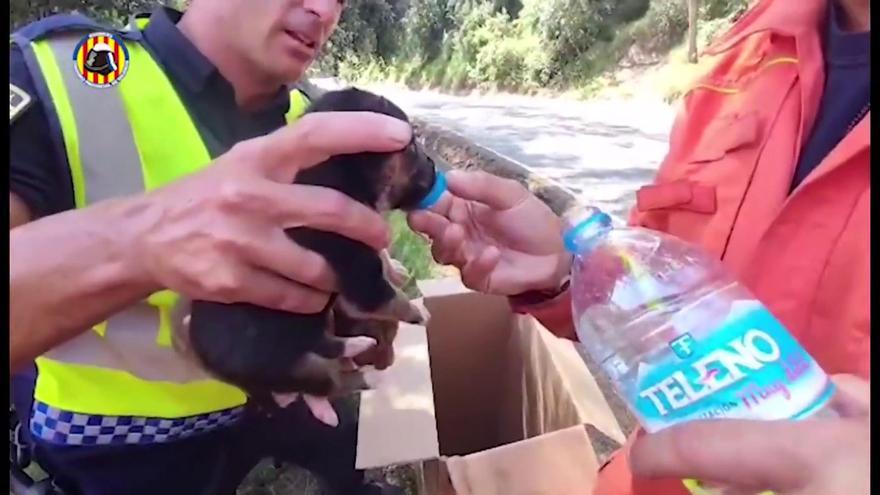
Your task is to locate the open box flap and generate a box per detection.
[356,277,626,488]
[418,279,518,456]
[440,313,628,494]
[357,277,514,469]
[510,314,627,445]
[444,425,599,495]
[356,309,439,470]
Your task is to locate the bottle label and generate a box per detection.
[625,300,835,433]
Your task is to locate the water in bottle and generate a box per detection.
[563,206,837,495]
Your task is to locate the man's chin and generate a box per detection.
[275,58,313,84]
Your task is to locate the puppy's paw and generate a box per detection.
[382,295,428,325]
[340,357,359,372]
[392,299,430,325]
[409,302,431,326]
[342,336,378,358]
[337,291,428,325]
[337,370,372,394]
[271,392,301,409]
[360,367,385,389]
[303,395,339,427]
[401,303,424,324]
[370,344,396,370]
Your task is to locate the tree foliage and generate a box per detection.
[10,0,184,30]
[11,0,751,92]
[324,0,741,91]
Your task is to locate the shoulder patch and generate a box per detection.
[10,83,33,124]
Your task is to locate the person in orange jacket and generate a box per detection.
[407,0,869,493]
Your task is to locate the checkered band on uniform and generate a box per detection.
[30,401,246,446]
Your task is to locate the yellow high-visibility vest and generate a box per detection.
[16,15,312,420]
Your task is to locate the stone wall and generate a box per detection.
[412,118,579,217]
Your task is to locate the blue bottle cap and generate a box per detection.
[563,207,613,253]
[416,170,447,210]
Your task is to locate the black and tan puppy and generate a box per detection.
[180,88,437,423]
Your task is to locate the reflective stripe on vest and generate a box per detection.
[287,88,310,121]
[27,30,310,419]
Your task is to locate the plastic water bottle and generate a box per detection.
[563,207,837,495]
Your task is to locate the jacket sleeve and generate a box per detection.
[509,252,624,341]
[508,228,636,342]
[509,288,578,341]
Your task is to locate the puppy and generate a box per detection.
[180,88,437,422]
[333,249,412,372]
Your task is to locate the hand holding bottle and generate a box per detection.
[630,374,870,495]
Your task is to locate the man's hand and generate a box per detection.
[407,170,570,295]
[10,111,412,370]
[129,111,412,313]
[629,374,870,495]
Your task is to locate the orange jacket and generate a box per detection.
[514,1,870,494]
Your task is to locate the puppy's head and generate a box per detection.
[300,87,438,212]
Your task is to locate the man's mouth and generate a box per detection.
[283,29,318,58]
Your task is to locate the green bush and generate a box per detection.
[612,0,651,24]
[627,0,690,55]
[401,0,453,61]
[15,0,751,98]
[318,0,406,75]
[387,211,438,297]
[318,0,752,95]
[531,0,609,70]
[456,5,519,88]
[10,0,180,30]
[701,0,750,20]
[473,38,524,89]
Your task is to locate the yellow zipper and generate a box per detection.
[683,478,774,495]
[692,57,799,95]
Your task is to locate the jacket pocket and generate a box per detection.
[632,111,761,255]
[688,112,760,163]
[636,180,717,214]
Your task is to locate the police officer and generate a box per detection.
[10,2,408,494]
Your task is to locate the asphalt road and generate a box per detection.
[314,79,677,219]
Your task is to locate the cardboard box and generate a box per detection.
[356,277,627,495]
